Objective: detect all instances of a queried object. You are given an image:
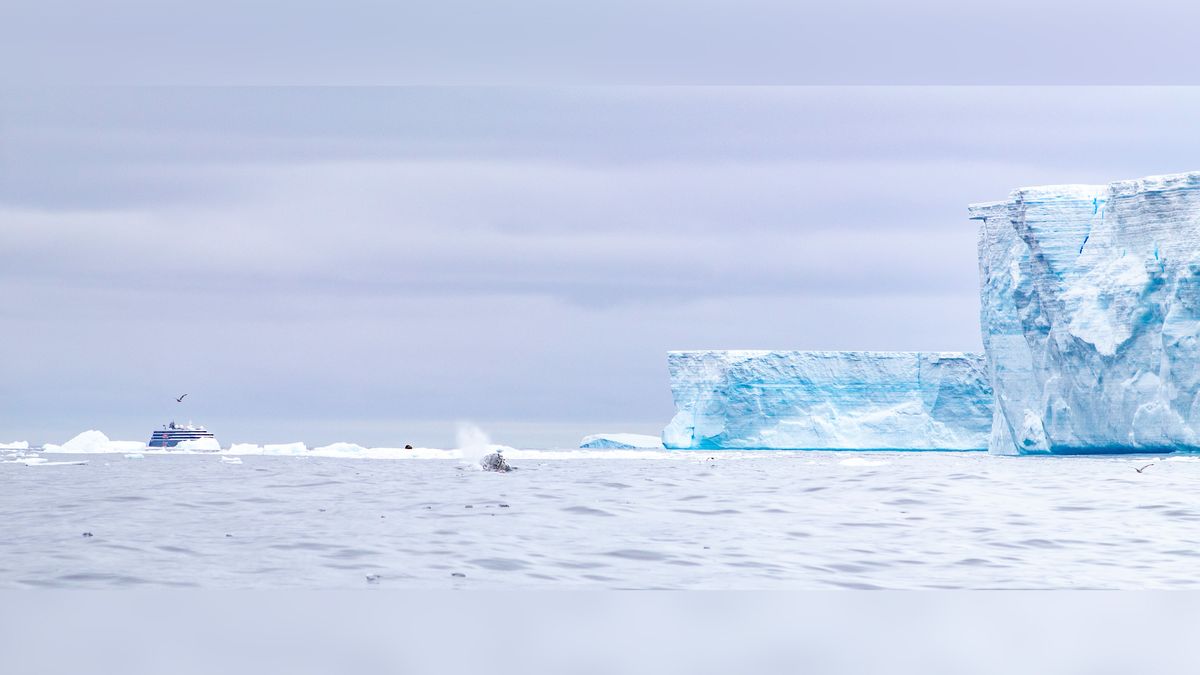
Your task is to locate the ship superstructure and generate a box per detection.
[148,421,216,448]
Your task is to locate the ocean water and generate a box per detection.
[2,450,1198,589]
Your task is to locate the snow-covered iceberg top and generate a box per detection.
[663,351,992,450]
[970,171,1200,454]
[579,433,664,449]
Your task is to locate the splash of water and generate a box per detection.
[455,422,492,468]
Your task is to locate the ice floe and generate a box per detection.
[41,430,146,454]
[13,457,88,466]
[174,438,221,452]
[580,433,664,449]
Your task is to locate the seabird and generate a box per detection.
[1135,463,1154,473]
[175,393,188,403]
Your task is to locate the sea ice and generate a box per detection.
[662,351,993,450]
[42,430,146,454]
[174,438,221,452]
[311,442,369,455]
[227,442,308,455]
[971,171,1200,454]
[579,433,664,449]
[0,441,29,450]
[14,457,88,466]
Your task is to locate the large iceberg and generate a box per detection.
[970,171,1200,455]
[662,351,993,450]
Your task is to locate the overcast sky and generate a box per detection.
[4,86,1200,447]
[6,1,1200,85]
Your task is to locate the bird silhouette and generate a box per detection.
[175,393,188,403]
[1135,463,1154,473]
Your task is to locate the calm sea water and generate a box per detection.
[2,450,1198,589]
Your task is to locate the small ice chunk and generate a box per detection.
[220,456,243,464]
[17,457,88,466]
[0,441,29,450]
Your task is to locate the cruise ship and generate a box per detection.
[148,421,217,448]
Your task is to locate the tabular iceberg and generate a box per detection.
[970,171,1200,455]
[662,351,993,450]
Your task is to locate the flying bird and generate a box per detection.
[175,393,188,403]
[1135,463,1154,473]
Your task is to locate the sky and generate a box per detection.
[6,1,1200,85]
[5,86,1200,447]
[4,2,1200,447]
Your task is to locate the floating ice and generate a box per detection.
[13,457,88,466]
[579,433,664,449]
[124,453,145,459]
[226,442,308,456]
[663,351,993,450]
[971,171,1200,455]
[312,442,369,455]
[42,430,146,454]
[220,456,243,464]
[0,441,29,450]
[174,438,221,452]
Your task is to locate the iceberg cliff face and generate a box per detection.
[970,171,1200,455]
[663,351,992,450]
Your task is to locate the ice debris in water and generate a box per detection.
[0,441,29,450]
[579,433,664,449]
[15,457,88,466]
[971,171,1200,455]
[663,351,993,450]
[220,456,243,465]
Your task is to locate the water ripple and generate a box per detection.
[8,451,1200,588]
